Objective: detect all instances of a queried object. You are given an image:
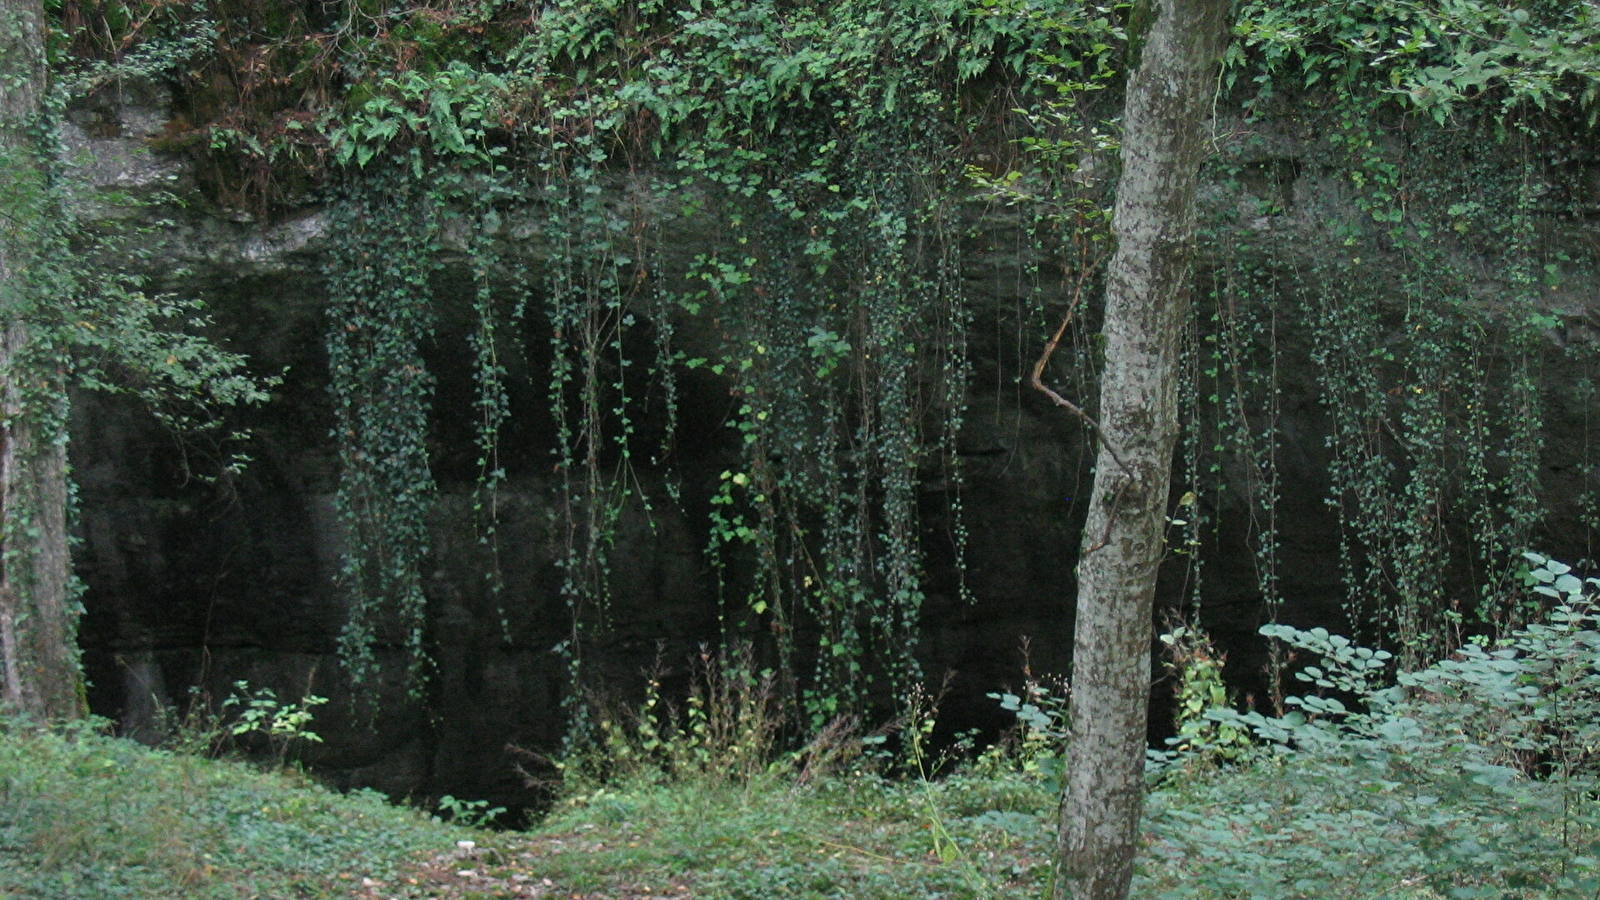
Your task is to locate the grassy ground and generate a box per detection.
[5,713,1595,899]
[504,769,1055,900]
[0,719,470,900]
[0,715,1055,900]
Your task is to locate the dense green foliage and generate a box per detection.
[44,0,1600,737]
[90,0,1123,712]
[20,2,1600,896]
[6,2,268,463]
[1144,554,1600,898]
[1181,0,1600,671]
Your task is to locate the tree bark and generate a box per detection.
[0,0,86,721]
[1053,2,1228,899]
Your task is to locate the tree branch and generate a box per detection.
[1029,264,1134,476]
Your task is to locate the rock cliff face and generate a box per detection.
[65,82,1600,810]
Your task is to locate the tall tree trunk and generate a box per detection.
[1053,2,1228,899]
[0,0,86,721]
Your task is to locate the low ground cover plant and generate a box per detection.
[0,717,466,900]
[522,556,1600,899]
[9,556,1600,898]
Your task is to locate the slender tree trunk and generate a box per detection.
[0,0,86,721]
[1053,2,1228,899]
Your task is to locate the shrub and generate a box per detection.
[1140,553,1600,899]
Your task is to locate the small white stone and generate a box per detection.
[457,839,477,852]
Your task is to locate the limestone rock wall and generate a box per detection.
[64,82,1600,810]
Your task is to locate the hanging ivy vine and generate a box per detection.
[324,154,442,691]
[1213,0,1600,667]
[63,0,1600,728]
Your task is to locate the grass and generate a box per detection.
[509,769,1055,899]
[7,624,1600,900]
[497,752,1594,900]
[0,718,474,900]
[0,710,1062,900]
[2,724,1593,900]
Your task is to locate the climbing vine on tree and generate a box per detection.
[2,0,268,720]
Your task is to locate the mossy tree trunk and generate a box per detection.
[1053,1,1228,898]
[0,0,85,722]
